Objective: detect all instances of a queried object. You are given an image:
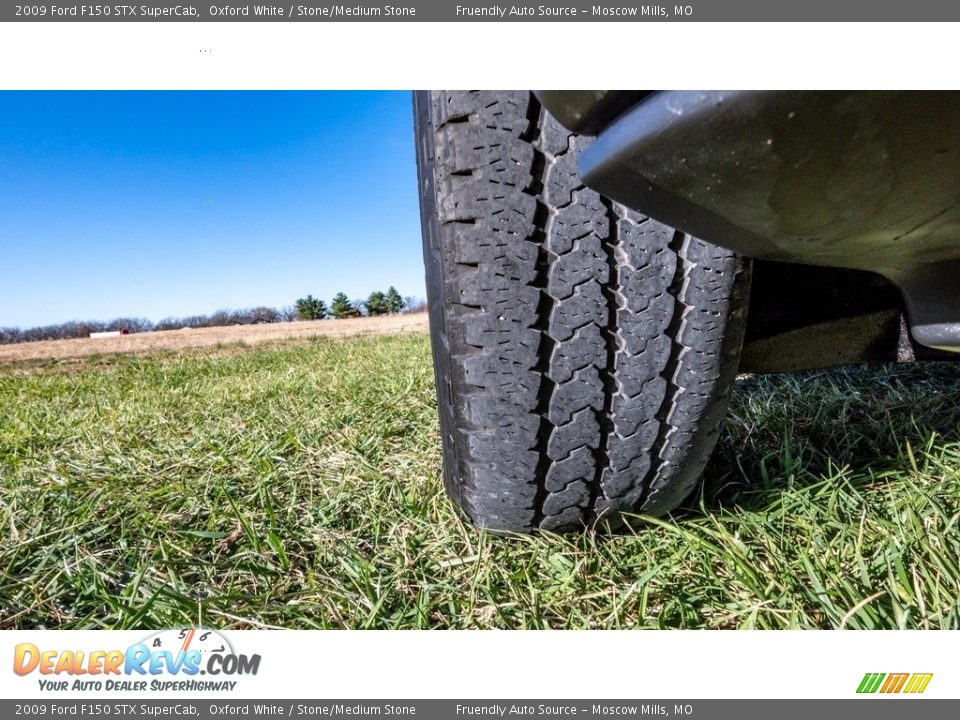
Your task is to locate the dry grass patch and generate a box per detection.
[0,313,429,365]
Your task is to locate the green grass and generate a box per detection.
[1,333,959,629]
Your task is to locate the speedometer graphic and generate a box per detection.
[140,628,235,661]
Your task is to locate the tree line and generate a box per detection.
[294,287,407,320]
[0,287,426,345]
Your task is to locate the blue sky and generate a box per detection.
[0,91,424,328]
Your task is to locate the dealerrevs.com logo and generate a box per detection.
[13,628,261,692]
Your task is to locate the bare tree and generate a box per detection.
[403,296,428,313]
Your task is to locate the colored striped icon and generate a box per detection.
[857,672,933,694]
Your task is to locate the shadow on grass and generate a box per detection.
[692,361,960,515]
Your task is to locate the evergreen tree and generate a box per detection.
[331,292,359,319]
[365,290,389,316]
[385,286,406,314]
[295,295,327,320]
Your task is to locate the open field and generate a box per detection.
[1,331,959,629]
[0,313,429,365]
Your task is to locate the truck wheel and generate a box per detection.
[414,90,751,533]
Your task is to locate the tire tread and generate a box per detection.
[416,90,749,532]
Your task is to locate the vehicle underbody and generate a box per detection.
[537,91,960,372]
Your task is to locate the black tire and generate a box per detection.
[414,90,751,533]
